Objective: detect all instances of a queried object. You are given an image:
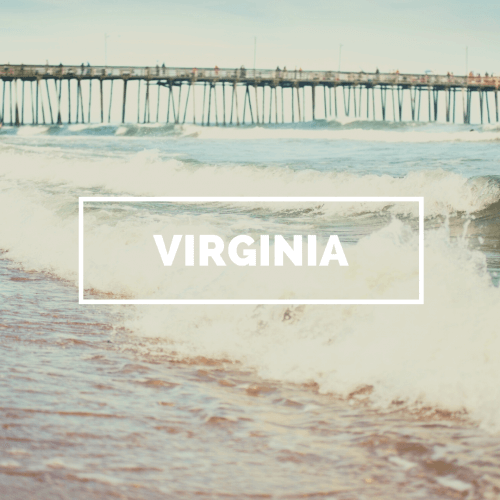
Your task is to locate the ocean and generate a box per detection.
[1,120,500,499]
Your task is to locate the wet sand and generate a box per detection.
[2,259,500,499]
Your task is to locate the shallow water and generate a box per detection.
[1,121,500,498]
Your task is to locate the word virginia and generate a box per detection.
[153,235,349,267]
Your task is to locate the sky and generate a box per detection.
[2,0,499,75]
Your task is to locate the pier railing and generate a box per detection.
[1,64,499,88]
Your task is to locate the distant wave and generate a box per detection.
[2,121,500,142]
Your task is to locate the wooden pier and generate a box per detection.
[1,64,499,126]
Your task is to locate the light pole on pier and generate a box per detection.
[465,46,468,76]
[338,44,343,74]
[105,33,110,66]
[254,37,257,75]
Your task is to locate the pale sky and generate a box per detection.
[2,0,499,75]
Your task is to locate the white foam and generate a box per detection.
[388,456,417,470]
[180,124,500,143]
[120,228,500,432]
[0,147,497,217]
[436,477,471,492]
[15,125,50,136]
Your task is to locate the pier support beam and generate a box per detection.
[108,80,114,123]
[201,82,206,125]
[1,79,4,124]
[445,87,450,122]
[144,80,151,123]
[324,85,327,119]
[334,85,338,118]
[30,82,35,124]
[45,80,53,124]
[21,80,25,125]
[417,87,422,121]
[262,86,266,124]
[192,81,196,124]
[100,79,104,123]
[366,87,370,119]
[79,80,84,123]
[433,88,438,121]
[57,79,62,125]
[495,88,499,122]
[274,85,278,123]
[268,86,273,123]
[486,91,491,123]
[87,79,92,123]
[213,84,219,125]
[410,87,416,121]
[254,84,259,124]
[479,90,484,124]
[462,87,467,124]
[168,82,177,124]
[182,82,191,124]
[176,83,182,125]
[137,80,141,123]
[359,85,363,118]
[343,86,351,116]
[453,88,456,123]
[296,84,301,122]
[156,83,161,122]
[380,86,387,120]
[9,81,12,125]
[466,88,472,124]
[397,86,403,121]
[36,79,40,125]
[246,85,254,124]
[207,83,212,125]
[122,79,127,123]
[353,85,358,117]
[234,83,240,125]
[76,79,81,123]
[391,86,396,121]
[428,86,431,121]
[281,86,284,123]
[372,87,376,119]
[14,79,20,126]
[222,82,226,125]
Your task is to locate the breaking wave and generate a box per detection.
[1,139,500,432]
[0,147,499,217]
[1,181,499,431]
[2,121,500,142]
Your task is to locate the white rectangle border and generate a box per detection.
[79,196,424,305]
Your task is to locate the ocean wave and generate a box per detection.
[0,147,499,217]
[180,124,500,143]
[120,222,500,431]
[1,163,500,431]
[3,184,498,430]
[2,121,500,142]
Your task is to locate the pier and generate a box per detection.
[1,64,499,126]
